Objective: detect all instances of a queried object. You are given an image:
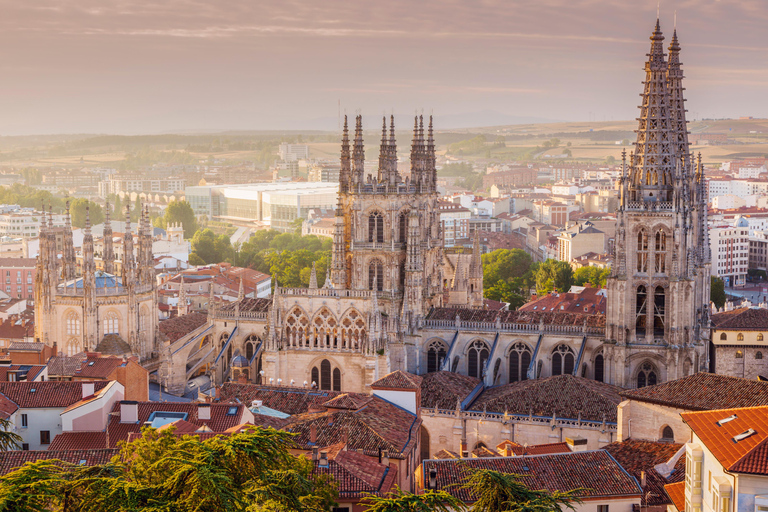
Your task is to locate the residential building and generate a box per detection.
[438,201,471,247]
[710,217,749,288]
[278,143,310,162]
[0,209,65,239]
[557,221,606,262]
[98,177,187,196]
[0,258,36,299]
[710,307,768,379]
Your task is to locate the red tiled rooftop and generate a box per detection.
[0,381,108,409]
[603,440,685,506]
[420,371,480,410]
[711,307,768,330]
[665,481,685,512]
[0,449,117,476]
[422,451,642,502]
[158,312,209,343]
[426,307,605,328]
[219,383,346,416]
[73,355,125,379]
[312,450,397,498]
[620,373,768,411]
[371,370,422,390]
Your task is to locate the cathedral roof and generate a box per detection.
[469,374,622,423]
[426,307,605,328]
[420,371,480,410]
[711,307,768,330]
[620,373,768,411]
[158,312,209,343]
[219,298,271,313]
[94,334,132,356]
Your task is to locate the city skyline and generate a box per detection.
[0,0,766,135]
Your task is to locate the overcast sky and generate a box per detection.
[0,0,765,135]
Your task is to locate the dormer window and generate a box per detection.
[733,429,757,442]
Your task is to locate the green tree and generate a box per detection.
[163,200,198,238]
[362,486,465,512]
[605,155,616,164]
[188,253,205,266]
[112,195,123,219]
[0,418,21,451]
[462,468,582,512]
[69,199,104,228]
[711,276,726,309]
[0,426,338,511]
[535,260,574,295]
[572,266,610,288]
[290,217,305,234]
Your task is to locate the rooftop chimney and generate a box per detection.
[566,436,588,452]
[310,424,317,444]
[312,446,319,461]
[120,401,138,424]
[198,403,211,421]
[641,471,647,487]
[82,382,95,399]
[428,467,437,490]
[319,450,329,468]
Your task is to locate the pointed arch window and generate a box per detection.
[552,344,575,376]
[369,259,384,292]
[104,312,119,335]
[427,340,447,373]
[636,361,657,388]
[655,230,667,273]
[332,368,341,391]
[398,211,409,244]
[508,342,532,383]
[468,340,489,379]
[653,286,666,337]
[311,367,319,388]
[637,230,649,272]
[368,211,384,243]
[66,312,80,336]
[636,286,647,338]
[320,359,332,390]
[594,353,604,382]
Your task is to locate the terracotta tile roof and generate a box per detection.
[46,353,87,377]
[471,446,501,458]
[102,402,248,448]
[0,449,118,476]
[371,370,422,390]
[514,442,571,456]
[620,373,768,411]
[422,451,642,502]
[0,381,108,409]
[682,405,768,470]
[73,355,125,379]
[426,307,605,328]
[322,394,374,410]
[603,440,685,506]
[219,383,346,415]
[470,375,622,423]
[665,481,685,512]
[284,396,420,460]
[711,307,768,330]
[312,450,397,498]
[48,431,108,451]
[157,419,200,433]
[158,312,209,343]
[520,287,606,315]
[0,392,18,420]
[729,437,768,475]
[0,320,34,341]
[8,342,43,351]
[420,371,480,410]
[434,449,460,459]
[219,298,270,313]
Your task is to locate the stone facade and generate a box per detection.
[34,202,159,360]
[604,22,710,388]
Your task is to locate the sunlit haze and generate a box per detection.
[1,0,766,134]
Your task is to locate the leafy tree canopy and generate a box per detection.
[482,249,535,308]
[160,200,198,238]
[68,198,104,228]
[572,266,610,288]
[711,276,726,309]
[535,259,574,295]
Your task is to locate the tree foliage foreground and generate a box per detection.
[0,426,337,512]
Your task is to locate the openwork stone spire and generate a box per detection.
[628,19,677,203]
[339,115,350,193]
[667,28,690,173]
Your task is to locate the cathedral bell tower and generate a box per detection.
[605,19,710,387]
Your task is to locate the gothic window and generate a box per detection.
[340,309,366,351]
[737,333,744,341]
[398,211,408,244]
[427,340,447,373]
[311,367,319,388]
[139,306,149,332]
[245,342,254,360]
[312,308,338,348]
[735,350,744,359]
[636,286,647,338]
[369,259,384,292]
[333,368,341,391]
[66,312,80,336]
[653,286,666,337]
[654,230,667,273]
[467,340,489,379]
[637,230,649,272]
[552,345,575,376]
[661,426,674,441]
[66,338,79,357]
[285,308,310,347]
[104,312,119,335]
[508,342,532,383]
[368,211,384,243]
[720,332,727,341]
[757,352,763,360]
[594,353,604,382]
[636,362,658,388]
[319,359,332,390]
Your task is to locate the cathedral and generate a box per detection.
[166,19,710,395]
[34,203,159,359]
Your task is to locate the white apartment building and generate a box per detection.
[710,216,749,288]
[98,177,187,197]
[712,195,749,210]
[708,178,768,202]
[438,201,470,247]
[736,165,767,179]
[278,143,310,162]
[0,210,65,239]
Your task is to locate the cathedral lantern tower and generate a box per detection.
[605,19,710,388]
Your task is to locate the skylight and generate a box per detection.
[227,406,238,416]
[733,429,757,443]
[147,411,188,429]
[717,414,738,426]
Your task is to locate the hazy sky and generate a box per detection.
[0,0,766,135]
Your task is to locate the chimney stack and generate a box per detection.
[120,401,138,424]
[198,403,211,421]
[312,446,319,461]
[319,450,329,468]
[82,382,95,399]
[428,467,437,490]
[310,424,317,444]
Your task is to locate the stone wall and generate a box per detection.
[616,399,690,443]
